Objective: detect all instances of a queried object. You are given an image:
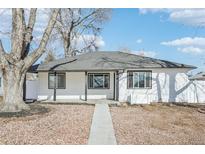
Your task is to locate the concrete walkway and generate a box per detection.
[88,103,117,145]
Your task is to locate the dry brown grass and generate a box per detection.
[111,103,205,145]
[0,104,94,144]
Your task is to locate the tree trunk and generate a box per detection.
[63,36,72,57]
[0,8,59,112]
[1,67,29,112]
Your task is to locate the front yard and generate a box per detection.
[111,103,205,144]
[0,103,94,144]
[1,100,205,145]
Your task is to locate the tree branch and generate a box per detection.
[11,9,26,59]
[23,9,60,70]
[0,39,9,67]
[21,8,37,59]
[73,9,97,27]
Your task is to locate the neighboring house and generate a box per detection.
[36,51,205,104]
[189,72,205,80]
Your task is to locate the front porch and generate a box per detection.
[40,99,120,105]
[37,71,120,102]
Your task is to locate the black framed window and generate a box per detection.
[48,73,66,89]
[127,71,152,88]
[88,73,110,89]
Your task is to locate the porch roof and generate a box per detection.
[37,51,197,72]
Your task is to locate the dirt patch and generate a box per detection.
[0,104,50,118]
[111,104,205,144]
[0,104,94,144]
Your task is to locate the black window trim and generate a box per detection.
[127,70,152,89]
[88,73,110,89]
[48,72,66,89]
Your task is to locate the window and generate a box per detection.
[48,73,66,89]
[88,73,110,89]
[0,77,1,87]
[127,71,152,88]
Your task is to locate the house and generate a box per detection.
[36,51,205,104]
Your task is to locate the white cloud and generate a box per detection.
[133,50,157,58]
[136,39,142,44]
[139,8,205,27]
[161,37,205,47]
[76,35,105,47]
[170,9,205,27]
[94,36,105,47]
[139,8,172,15]
[177,46,204,55]
[73,34,105,50]
[161,37,205,55]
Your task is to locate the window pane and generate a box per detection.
[133,72,139,88]
[88,74,93,88]
[128,71,152,89]
[88,74,110,89]
[104,75,109,88]
[128,72,133,88]
[57,74,65,89]
[146,72,151,88]
[93,75,104,88]
[49,74,55,89]
[139,72,145,88]
[49,73,65,89]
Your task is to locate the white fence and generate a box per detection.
[26,80,37,100]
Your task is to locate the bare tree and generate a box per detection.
[0,8,59,112]
[44,50,56,64]
[55,8,111,57]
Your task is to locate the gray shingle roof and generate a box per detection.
[37,51,197,71]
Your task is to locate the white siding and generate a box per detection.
[37,71,114,100]
[0,68,201,103]
[119,68,205,104]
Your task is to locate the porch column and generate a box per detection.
[85,71,87,101]
[23,74,26,101]
[53,71,57,101]
[113,72,116,100]
[116,71,119,101]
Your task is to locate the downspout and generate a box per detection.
[113,72,116,100]
[23,74,26,101]
[85,71,87,101]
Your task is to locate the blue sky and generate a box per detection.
[100,9,205,73]
[1,9,205,73]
